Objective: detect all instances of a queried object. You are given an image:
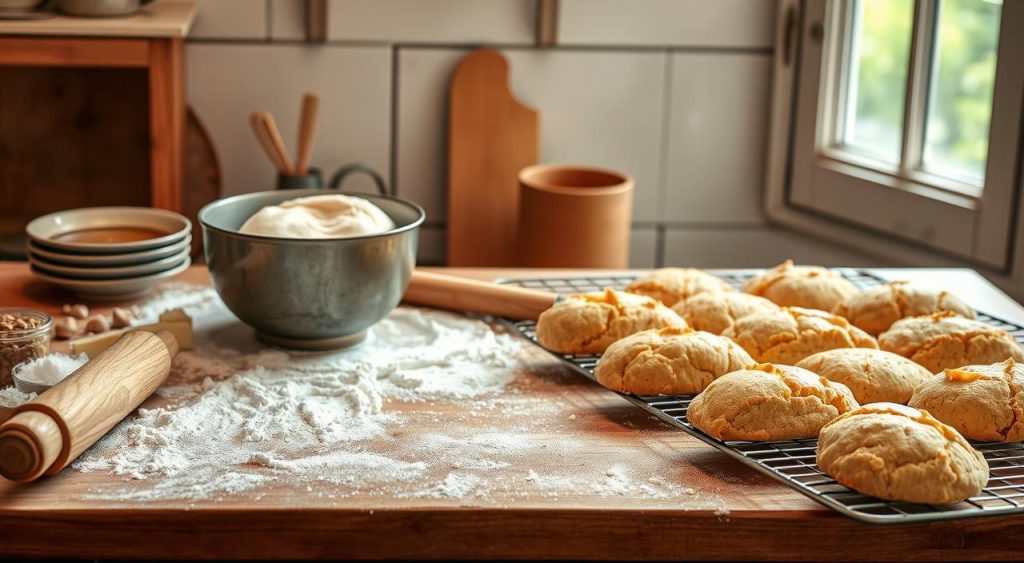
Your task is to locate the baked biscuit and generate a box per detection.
[626,268,732,307]
[742,260,859,311]
[723,307,878,365]
[878,312,1024,372]
[833,281,975,335]
[909,359,1024,441]
[672,291,780,335]
[687,363,858,441]
[594,326,754,394]
[817,403,989,504]
[797,348,932,404]
[535,288,686,355]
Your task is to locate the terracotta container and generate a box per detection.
[517,164,634,268]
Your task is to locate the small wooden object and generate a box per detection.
[403,270,556,321]
[259,112,295,175]
[447,49,539,267]
[295,93,320,175]
[0,330,179,483]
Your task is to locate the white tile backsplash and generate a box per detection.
[558,0,777,48]
[186,44,391,196]
[663,227,880,268]
[190,0,268,40]
[395,47,666,223]
[326,0,536,44]
[629,228,659,268]
[663,53,772,224]
[269,0,305,41]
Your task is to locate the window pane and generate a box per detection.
[841,0,914,164]
[922,0,1001,185]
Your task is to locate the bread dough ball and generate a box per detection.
[672,291,780,335]
[833,281,975,335]
[878,312,1024,372]
[535,289,686,355]
[239,194,395,238]
[909,359,1024,441]
[626,268,732,307]
[687,363,858,441]
[594,327,753,394]
[723,307,878,365]
[797,348,932,404]
[742,260,859,311]
[817,403,988,504]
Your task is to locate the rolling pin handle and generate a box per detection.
[0,411,62,483]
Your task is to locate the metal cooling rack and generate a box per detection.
[498,269,1024,525]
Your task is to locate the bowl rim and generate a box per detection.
[27,234,193,265]
[198,189,426,243]
[26,206,192,253]
[29,246,191,277]
[30,256,191,287]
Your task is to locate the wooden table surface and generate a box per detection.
[1,262,1024,560]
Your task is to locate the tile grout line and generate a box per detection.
[654,49,674,267]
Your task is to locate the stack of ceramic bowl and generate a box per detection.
[25,207,192,301]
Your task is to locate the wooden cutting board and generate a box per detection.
[447,49,539,267]
[183,106,221,258]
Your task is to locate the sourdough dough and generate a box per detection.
[672,291,780,335]
[594,326,754,394]
[687,363,858,441]
[723,306,878,365]
[909,359,1024,441]
[796,348,933,405]
[239,194,395,238]
[626,268,732,307]
[878,312,1024,372]
[833,281,975,335]
[817,403,989,504]
[535,289,686,355]
[742,260,859,311]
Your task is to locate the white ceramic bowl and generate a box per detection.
[27,207,190,255]
[30,257,191,301]
[29,247,190,279]
[27,234,193,266]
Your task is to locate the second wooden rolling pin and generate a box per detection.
[0,330,178,483]
[403,270,557,321]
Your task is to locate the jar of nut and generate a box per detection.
[0,308,52,387]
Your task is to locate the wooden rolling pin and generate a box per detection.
[0,330,178,483]
[403,270,557,321]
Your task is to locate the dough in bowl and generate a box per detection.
[742,260,859,311]
[535,289,686,355]
[723,307,878,365]
[796,348,932,405]
[626,267,732,307]
[817,403,989,504]
[239,194,395,238]
[672,291,780,335]
[833,281,975,335]
[687,363,858,441]
[878,312,1024,373]
[909,359,1024,442]
[594,326,753,395]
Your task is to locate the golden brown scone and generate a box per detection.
[594,326,754,394]
[626,267,732,307]
[535,288,686,355]
[797,348,932,405]
[833,281,975,335]
[723,307,878,365]
[687,363,858,441]
[878,312,1024,373]
[908,359,1024,442]
[817,403,989,504]
[742,259,859,311]
[671,291,780,335]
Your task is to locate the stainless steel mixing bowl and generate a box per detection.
[199,189,425,350]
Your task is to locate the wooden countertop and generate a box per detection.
[1,262,1024,560]
[0,0,196,38]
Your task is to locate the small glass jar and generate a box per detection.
[0,308,52,388]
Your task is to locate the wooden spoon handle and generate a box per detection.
[259,111,295,175]
[296,93,320,175]
[403,270,556,321]
[249,112,288,173]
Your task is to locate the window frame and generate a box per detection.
[779,0,1024,269]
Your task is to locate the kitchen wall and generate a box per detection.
[186,0,880,268]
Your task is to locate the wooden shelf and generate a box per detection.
[0,0,196,39]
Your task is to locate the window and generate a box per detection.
[782,0,1023,268]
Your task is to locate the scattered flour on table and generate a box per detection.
[6,282,716,507]
[0,386,35,407]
